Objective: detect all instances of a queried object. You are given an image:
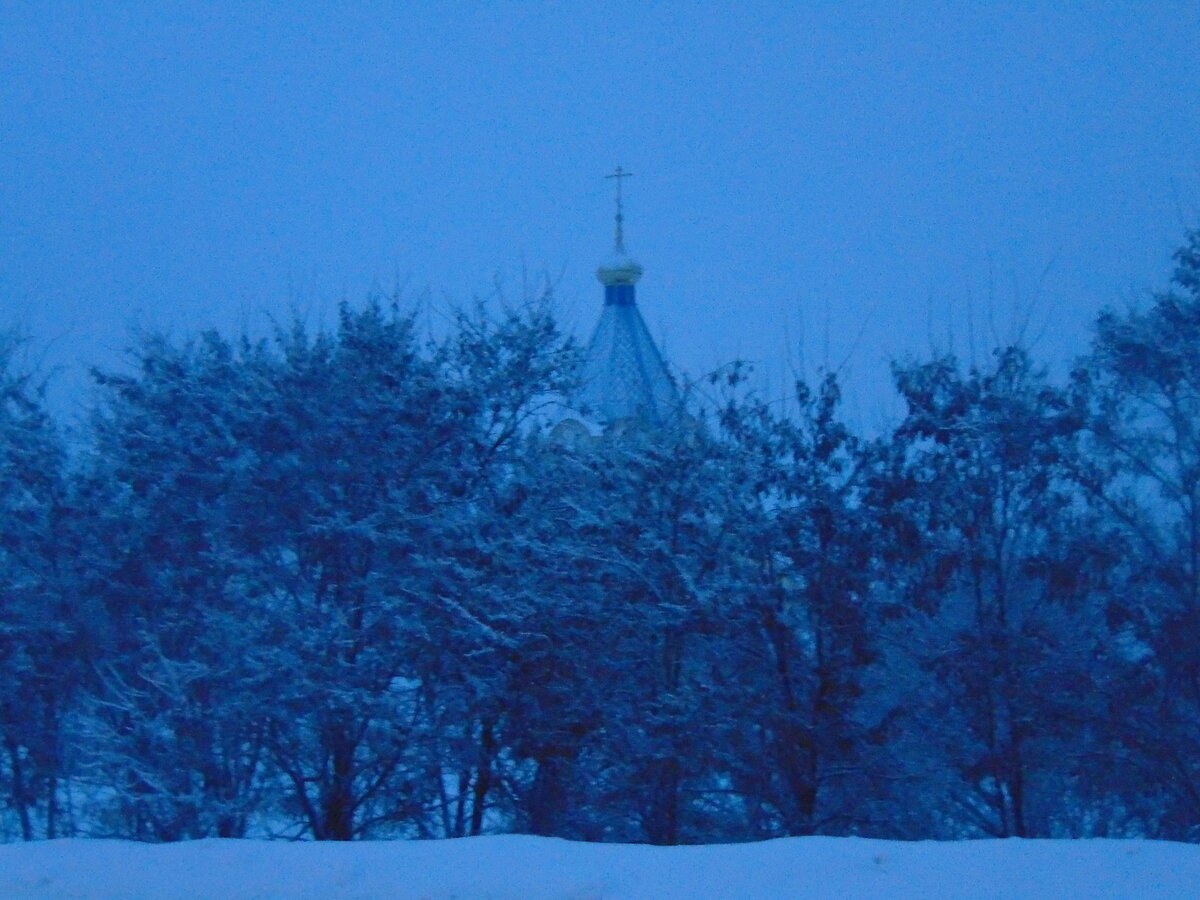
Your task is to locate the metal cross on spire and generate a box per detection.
[605,165,633,254]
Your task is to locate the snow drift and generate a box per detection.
[2,835,1198,899]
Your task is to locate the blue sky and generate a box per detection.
[2,2,1199,426]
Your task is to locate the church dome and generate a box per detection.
[566,166,680,431]
[597,254,644,286]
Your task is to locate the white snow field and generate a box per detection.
[3,835,1198,899]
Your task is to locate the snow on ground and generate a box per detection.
[2,835,1198,899]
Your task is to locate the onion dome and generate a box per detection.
[573,166,679,428]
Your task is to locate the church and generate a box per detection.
[553,168,681,441]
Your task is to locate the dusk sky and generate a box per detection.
[3,2,1199,428]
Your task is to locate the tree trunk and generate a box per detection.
[5,737,33,841]
[469,721,495,837]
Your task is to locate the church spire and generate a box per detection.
[573,167,678,428]
[597,165,644,300]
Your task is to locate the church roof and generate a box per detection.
[576,286,678,427]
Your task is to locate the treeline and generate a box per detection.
[2,231,1200,844]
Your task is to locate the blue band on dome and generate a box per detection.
[605,284,636,306]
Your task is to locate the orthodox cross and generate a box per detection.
[605,165,633,253]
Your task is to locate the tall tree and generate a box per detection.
[0,335,77,840]
[78,330,275,839]
[718,371,886,838]
[880,347,1110,837]
[1073,229,1200,838]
